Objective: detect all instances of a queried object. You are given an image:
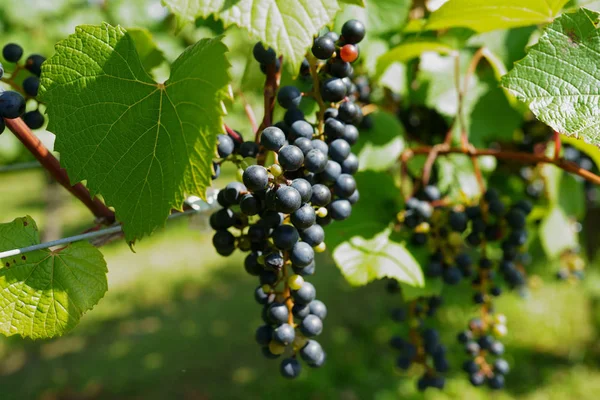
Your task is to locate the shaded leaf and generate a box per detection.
[127,27,167,72]
[354,111,405,171]
[542,164,586,218]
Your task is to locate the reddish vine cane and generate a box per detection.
[4,117,116,224]
[401,48,600,190]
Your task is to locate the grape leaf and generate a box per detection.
[542,164,586,218]
[332,228,424,287]
[467,27,536,70]
[0,216,107,339]
[502,8,600,145]
[375,39,454,79]
[436,154,482,200]
[339,0,365,6]
[469,70,524,146]
[39,24,230,242]
[324,170,401,250]
[427,0,570,32]
[539,206,579,258]
[162,0,342,73]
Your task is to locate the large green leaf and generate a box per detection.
[40,24,230,241]
[0,216,107,339]
[163,0,342,73]
[427,0,570,32]
[332,228,424,287]
[502,8,600,145]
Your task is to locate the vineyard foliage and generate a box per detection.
[0,0,597,379]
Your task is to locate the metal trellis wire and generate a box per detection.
[0,189,221,259]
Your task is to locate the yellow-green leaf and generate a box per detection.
[427,0,570,33]
[332,228,424,287]
[0,217,108,339]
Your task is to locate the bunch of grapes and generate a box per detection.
[210,19,366,379]
[391,186,534,390]
[388,295,448,391]
[0,43,46,132]
[397,187,531,291]
[458,314,509,389]
[397,105,449,146]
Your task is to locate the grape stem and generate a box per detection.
[361,104,378,116]
[282,263,295,326]
[553,130,562,161]
[0,65,26,96]
[238,90,258,133]
[256,56,283,165]
[224,124,243,142]
[403,145,600,185]
[306,53,327,135]
[4,117,116,224]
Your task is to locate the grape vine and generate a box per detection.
[0,1,599,397]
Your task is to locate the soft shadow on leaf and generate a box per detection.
[354,111,405,171]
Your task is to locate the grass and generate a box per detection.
[0,169,599,400]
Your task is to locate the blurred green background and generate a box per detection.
[1,1,600,399]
